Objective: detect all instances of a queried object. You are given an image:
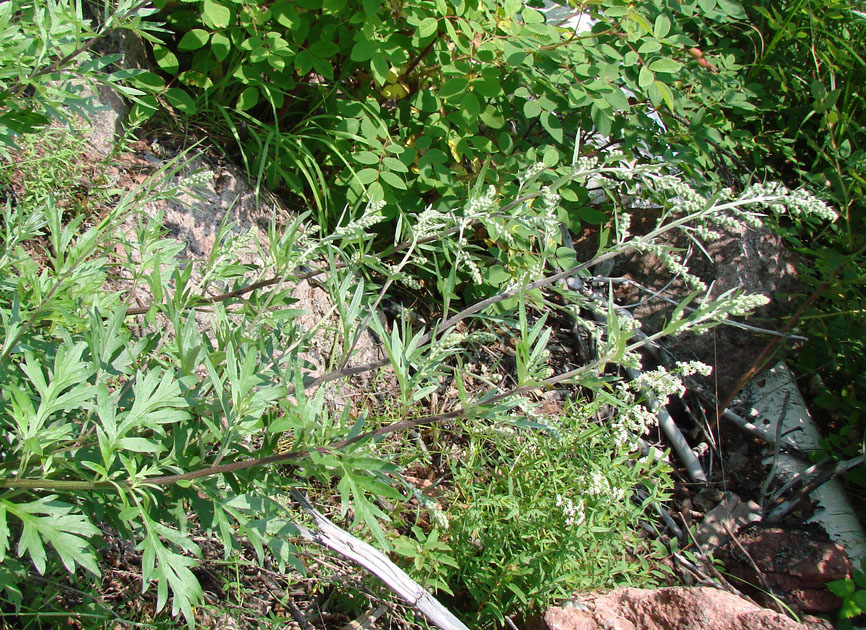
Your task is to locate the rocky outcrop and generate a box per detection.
[717,527,853,612]
[537,587,833,630]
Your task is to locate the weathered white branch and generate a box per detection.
[290,489,469,630]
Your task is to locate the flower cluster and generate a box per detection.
[414,206,451,239]
[458,249,483,285]
[555,494,585,527]
[332,200,385,239]
[586,469,628,502]
[631,241,707,292]
[739,182,837,221]
[521,161,546,184]
[727,292,771,316]
[675,360,713,377]
[486,219,516,248]
[610,383,657,447]
[467,185,498,215]
[616,212,632,243]
[633,366,687,407]
[649,172,708,215]
[539,186,560,213]
[429,330,498,362]
[384,263,422,290]
[572,155,599,175]
[180,169,212,189]
[692,223,722,242]
[612,404,657,447]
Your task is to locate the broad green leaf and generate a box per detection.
[521,7,544,23]
[555,246,578,270]
[236,85,259,110]
[380,170,406,189]
[177,29,210,52]
[483,265,510,286]
[132,71,165,92]
[353,151,381,165]
[382,157,408,173]
[653,14,671,39]
[370,55,389,86]
[295,50,313,75]
[165,87,197,114]
[602,88,630,111]
[439,77,469,100]
[354,168,379,184]
[540,111,563,143]
[267,54,286,71]
[638,40,662,54]
[502,41,526,65]
[178,70,212,89]
[649,58,683,74]
[653,80,675,112]
[367,181,385,200]
[153,45,179,74]
[472,74,501,98]
[270,1,298,28]
[626,8,653,34]
[460,91,481,120]
[310,40,339,58]
[210,32,231,61]
[312,57,333,79]
[351,39,376,62]
[418,17,438,38]
[638,65,655,88]
[202,0,231,28]
[523,99,542,118]
[716,0,745,18]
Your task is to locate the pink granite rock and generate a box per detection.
[539,587,832,630]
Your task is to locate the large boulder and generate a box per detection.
[717,527,853,613]
[538,587,832,630]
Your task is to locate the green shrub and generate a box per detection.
[0,0,163,148]
[142,0,758,235]
[443,396,673,626]
[0,0,847,627]
[0,132,835,624]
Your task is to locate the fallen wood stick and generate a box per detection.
[766,454,865,522]
[289,489,469,630]
[340,605,386,630]
[720,409,805,458]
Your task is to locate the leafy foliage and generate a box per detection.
[828,557,866,628]
[0,0,852,627]
[442,397,673,625]
[141,0,755,237]
[0,122,828,624]
[0,0,164,148]
[715,0,866,472]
